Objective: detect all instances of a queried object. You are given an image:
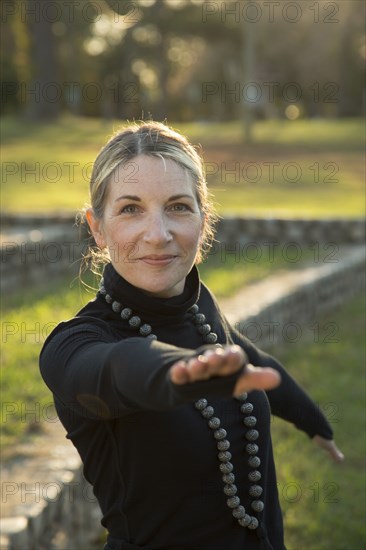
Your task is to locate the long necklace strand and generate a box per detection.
[99,282,264,532]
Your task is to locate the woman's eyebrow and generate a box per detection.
[115,194,141,202]
[167,194,194,201]
[115,193,194,203]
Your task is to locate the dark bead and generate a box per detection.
[188,304,199,314]
[222,472,235,484]
[227,496,240,509]
[112,301,121,312]
[139,324,152,336]
[195,399,208,411]
[214,428,227,440]
[245,429,259,441]
[129,316,141,328]
[238,514,251,527]
[219,462,233,474]
[232,505,246,519]
[217,439,230,451]
[240,402,253,414]
[248,470,261,482]
[235,392,247,401]
[243,416,257,428]
[248,516,259,530]
[146,334,157,340]
[201,406,214,418]
[193,313,206,325]
[251,500,264,512]
[249,485,263,498]
[224,484,237,496]
[248,456,261,468]
[204,333,218,344]
[105,294,112,303]
[218,451,232,462]
[99,286,107,295]
[197,324,211,335]
[208,417,220,429]
[246,443,259,455]
[121,308,132,320]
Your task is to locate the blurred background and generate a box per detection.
[1,1,365,549]
[1,0,365,216]
[1,0,364,122]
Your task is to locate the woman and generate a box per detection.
[40,122,343,550]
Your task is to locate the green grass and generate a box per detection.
[0,273,97,446]
[1,115,364,216]
[268,293,365,549]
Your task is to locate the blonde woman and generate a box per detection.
[40,122,343,550]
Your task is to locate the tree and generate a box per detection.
[26,0,60,120]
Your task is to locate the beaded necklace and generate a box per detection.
[99,280,264,533]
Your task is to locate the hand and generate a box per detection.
[170,345,281,396]
[313,435,344,463]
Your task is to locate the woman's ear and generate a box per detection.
[86,208,106,249]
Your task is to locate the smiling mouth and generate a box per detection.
[139,255,177,265]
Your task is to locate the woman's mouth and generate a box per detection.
[139,255,177,266]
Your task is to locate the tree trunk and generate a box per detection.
[26,0,60,120]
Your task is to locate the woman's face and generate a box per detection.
[87,155,204,298]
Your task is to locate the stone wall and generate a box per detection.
[1,214,364,294]
[1,215,89,293]
[215,216,365,245]
[1,469,103,550]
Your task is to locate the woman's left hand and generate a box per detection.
[313,435,344,463]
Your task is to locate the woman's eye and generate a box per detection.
[169,203,191,212]
[121,204,139,214]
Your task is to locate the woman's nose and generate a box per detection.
[143,213,173,245]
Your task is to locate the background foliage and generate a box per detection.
[1,0,365,122]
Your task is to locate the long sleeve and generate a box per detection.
[39,316,241,420]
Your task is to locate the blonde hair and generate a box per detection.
[82,121,218,273]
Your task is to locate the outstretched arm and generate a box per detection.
[170,344,344,463]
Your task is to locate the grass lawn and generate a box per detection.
[1,116,364,217]
[268,293,365,549]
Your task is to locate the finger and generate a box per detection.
[328,444,345,463]
[313,436,345,463]
[170,361,190,385]
[200,347,240,376]
[218,346,246,374]
[186,355,211,380]
[233,365,281,396]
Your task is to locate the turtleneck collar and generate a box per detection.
[102,262,201,323]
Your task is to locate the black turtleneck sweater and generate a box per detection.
[39,265,332,550]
